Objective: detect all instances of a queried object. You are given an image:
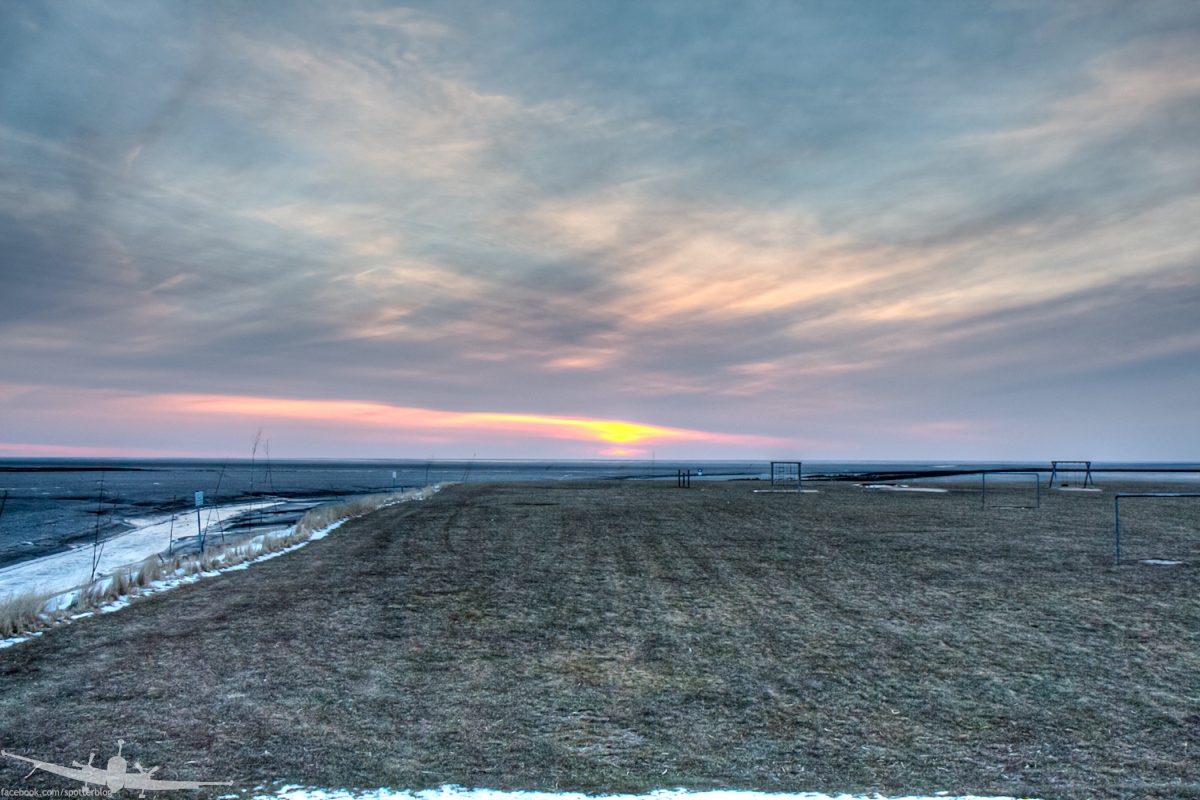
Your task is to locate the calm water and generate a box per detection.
[1,458,1196,569]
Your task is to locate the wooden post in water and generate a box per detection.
[194,490,205,551]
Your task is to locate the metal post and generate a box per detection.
[1115,496,1121,564]
[194,490,205,551]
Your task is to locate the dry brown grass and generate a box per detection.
[0,590,56,638]
[293,491,423,536]
[0,480,1197,799]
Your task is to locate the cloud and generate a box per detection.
[156,392,784,448]
[0,384,791,459]
[346,7,455,42]
[968,39,1200,168]
[0,442,196,459]
[215,27,523,192]
[2,2,1198,459]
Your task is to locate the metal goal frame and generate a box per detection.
[1114,492,1200,563]
[770,461,803,491]
[981,471,1041,509]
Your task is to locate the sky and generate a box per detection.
[1,1,1199,461]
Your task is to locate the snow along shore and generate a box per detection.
[0,500,286,600]
[0,487,442,649]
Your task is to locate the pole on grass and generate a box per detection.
[194,490,205,551]
[1115,496,1121,564]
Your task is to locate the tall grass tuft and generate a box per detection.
[136,555,165,587]
[0,591,56,638]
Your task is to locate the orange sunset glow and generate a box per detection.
[156,393,783,449]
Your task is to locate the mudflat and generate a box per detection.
[1,480,1198,799]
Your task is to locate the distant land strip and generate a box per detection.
[0,466,149,472]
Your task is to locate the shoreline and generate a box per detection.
[0,486,444,647]
[0,500,289,600]
[6,468,1197,602]
[2,459,1196,571]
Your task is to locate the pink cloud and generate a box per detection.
[0,385,789,459]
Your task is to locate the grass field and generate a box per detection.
[1,479,1198,799]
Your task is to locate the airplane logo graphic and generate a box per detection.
[3,740,232,796]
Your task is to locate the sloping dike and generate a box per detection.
[2,480,1197,799]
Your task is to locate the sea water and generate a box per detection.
[1,458,1196,570]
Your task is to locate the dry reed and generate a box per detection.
[0,590,56,638]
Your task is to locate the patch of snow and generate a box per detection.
[1141,559,1182,566]
[44,589,80,612]
[309,520,346,541]
[50,525,333,623]
[0,631,40,649]
[861,484,948,493]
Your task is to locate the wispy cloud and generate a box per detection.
[971,39,1200,168]
[158,393,784,448]
[0,384,787,458]
[0,442,196,459]
[1,1,1198,459]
